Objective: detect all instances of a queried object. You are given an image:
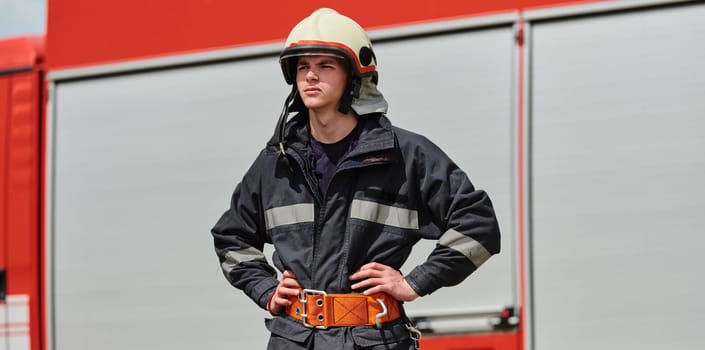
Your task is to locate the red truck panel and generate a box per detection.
[0,70,42,350]
[0,36,44,350]
[421,332,521,350]
[45,0,605,70]
[0,36,44,72]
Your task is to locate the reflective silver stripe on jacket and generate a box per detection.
[264,203,315,230]
[222,247,266,280]
[438,229,492,267]
[350,199,419,230]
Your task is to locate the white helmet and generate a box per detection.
[270,8,389,160]
[279,8,377,85]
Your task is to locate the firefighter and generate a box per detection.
[212,7,501,349]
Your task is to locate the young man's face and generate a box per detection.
[295,55,349,112]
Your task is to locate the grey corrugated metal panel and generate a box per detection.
[530,3,705,349]
[377,26,516,314]
[51,57,286,350]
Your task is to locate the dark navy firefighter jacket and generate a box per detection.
[212,112,501,349]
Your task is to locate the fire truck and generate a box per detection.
[1,0,704,349]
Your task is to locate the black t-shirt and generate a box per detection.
[309,122,363,196]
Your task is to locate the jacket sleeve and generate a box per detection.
[404,137,501,297]
[211,153,279,309]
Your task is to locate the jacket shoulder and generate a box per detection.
[392,125,451,161]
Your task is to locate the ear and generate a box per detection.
[337,76,361,114]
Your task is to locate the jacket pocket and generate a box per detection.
[350,319,413,349]
[264,316,312,344]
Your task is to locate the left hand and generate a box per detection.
[268,270,302,315]
[349,262,419,302]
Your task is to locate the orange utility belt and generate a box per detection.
[285,289,402,329]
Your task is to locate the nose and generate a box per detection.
[306,69,318,81]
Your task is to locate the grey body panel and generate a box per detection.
[378,28,516,314]
[531,4,705,349]
[53,59,288,349]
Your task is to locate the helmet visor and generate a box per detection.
[279,50,346,63]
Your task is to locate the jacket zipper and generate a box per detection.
[330,159,393,290]
[287,146,394,290]
[286,146,323,288]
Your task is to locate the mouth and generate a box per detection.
[303,87,321,96]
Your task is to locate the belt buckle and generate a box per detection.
[298,289,328,329]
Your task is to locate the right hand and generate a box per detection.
[268,270,302,315]
[349,262,419,302]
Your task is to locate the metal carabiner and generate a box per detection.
[406,323,422,342]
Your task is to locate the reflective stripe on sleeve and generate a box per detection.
[438,229,492,267]
[350,199,419,230]
[264,203,315,230]
[222,247,266,277]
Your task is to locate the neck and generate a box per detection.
[309,107,358,144]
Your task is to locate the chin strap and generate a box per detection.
[338,77,361,114]
[270,87,299,171]
[274,87,299,151]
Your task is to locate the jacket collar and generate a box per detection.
[281,111,396,158]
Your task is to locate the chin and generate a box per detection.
[303,101,328,110]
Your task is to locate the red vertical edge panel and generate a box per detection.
[0,75,10,344]
[0,35,45,350]
[4,70,42,350]
[0,79,7,240]
[420,332,521,349]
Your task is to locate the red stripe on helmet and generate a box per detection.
[286,40,376,75]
